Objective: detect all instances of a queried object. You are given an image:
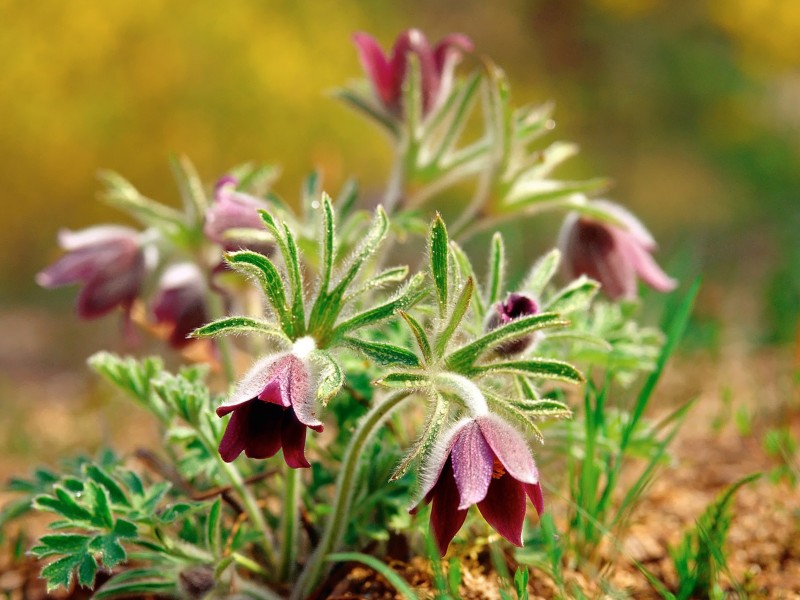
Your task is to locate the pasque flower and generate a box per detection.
[152,263,209,349]
[216,338,323,468]
[204,176,273,255]
[414,415,544,554]
[36,226,150,321]
[485,292,540,355]
[353,29,473,117]
[557,200,677,300]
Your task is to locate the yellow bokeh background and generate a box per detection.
[0,0,798,300]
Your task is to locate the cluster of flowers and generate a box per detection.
[37,29,675,556]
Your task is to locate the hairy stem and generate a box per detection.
[291,391,412,599]
[197,420,277,572]
[278,465,300,582]
[206,288,237,384]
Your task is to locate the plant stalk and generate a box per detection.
[291,391,412,599]
[278,465,300,581]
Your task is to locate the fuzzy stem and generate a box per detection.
[435,372,489,417]
[291,391,412,599]
[278,465,300,582]
[197,421,277,572]
[382,146,407,214]
[452,196,582,242]
[206,288,237,384]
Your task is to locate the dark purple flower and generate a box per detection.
[557,201,677,300]
[352,29,473,117]
[36,226,150,321]
[204,177,273,254]
[216,350,323,468]
[485,292,540,355]
[152,263,209,349]
[414,415,544,555]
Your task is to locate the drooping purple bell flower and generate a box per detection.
[557,200,677,300]
[485,292,540,356]
[36,226,150,322]
[413,415,544,555]
[352,29,473,118]
[204,176,273,255]
[152,263,209,349]
[216,342,323,468]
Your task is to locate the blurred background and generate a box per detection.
[0,0,798,465]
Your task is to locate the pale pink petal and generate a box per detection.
[217,354,280,415]
[593,200,656,249]
[414,418,472,507]
[476,415,539,484]
[57,226,140,251]
[450,421,493,509]
[623,234,678,293]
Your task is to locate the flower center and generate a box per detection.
[492,458,506,479]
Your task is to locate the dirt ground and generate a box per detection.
[0,308,798,598]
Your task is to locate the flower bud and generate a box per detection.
[352,29,473,118]
[414,415,543,554]
[216,339,323,469]
[204,176,273,255]
[152,263,209,349]
[485,292,540,356]
[36,226,151,322]
[557,200,677,300]
[178,565,215,599]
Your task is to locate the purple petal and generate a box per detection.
[414,418,472,507]
[525,482,545,516]
[450,421,493,509]
[76,251,145,318]
[152,263,208,348]
[558,215,636,300]
[353,32,396,105]
[477,474,527,546]
[218,404,250,462]
[258,379,288,407]
[281,409,312,469]
[429,458,469,555]
[476,415,539,484]
[241,402,284,460]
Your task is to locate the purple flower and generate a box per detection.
[216,350,323,468]
[36,226,150,321]
[352,29,473,117]
[557,201,677,300]
[204,177,273,255]
[414,415,544,555]
[152,263,209,349]
[485,292,540,355]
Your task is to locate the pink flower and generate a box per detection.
[204,176,273,255]
[557,201,677,300]
[352,29,473,117]
[36,226,150,321]
[485,292,540,355]
[414,416,544,554]
[216,351,323,468]
[152,263,209,349]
